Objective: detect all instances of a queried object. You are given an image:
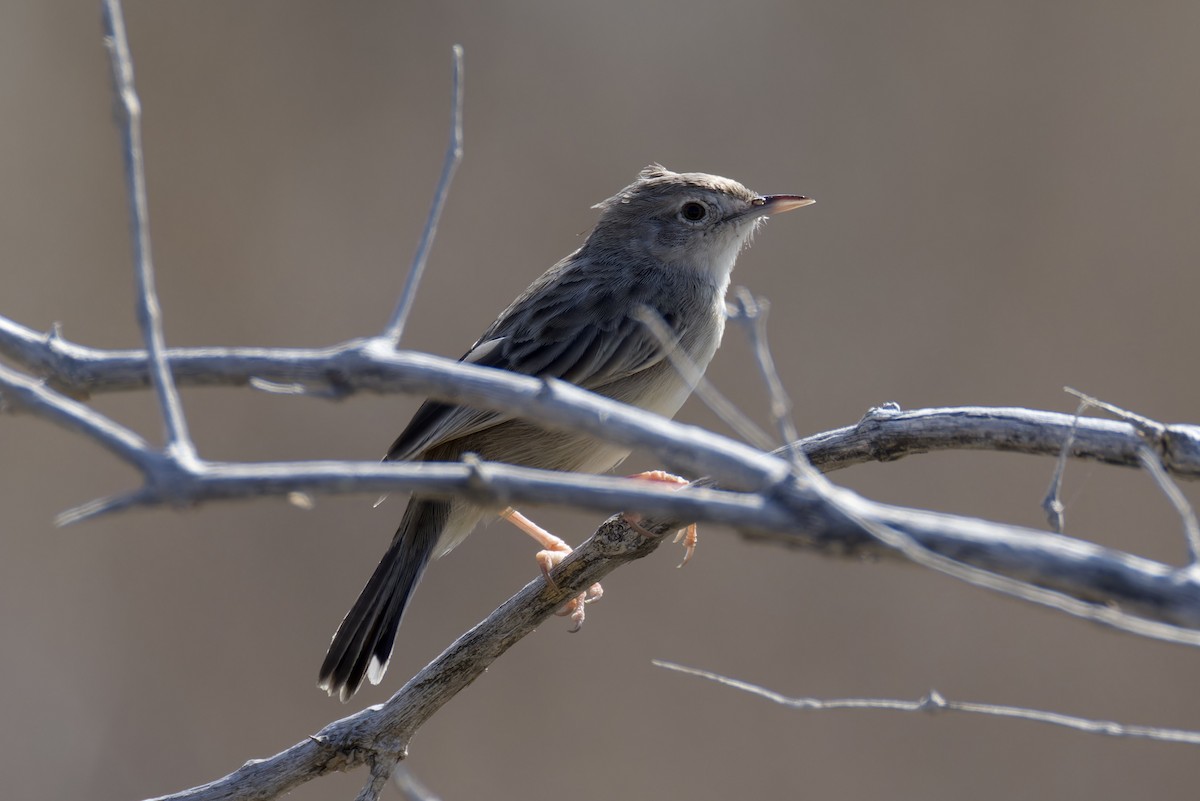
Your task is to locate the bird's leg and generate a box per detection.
[499,507,603,632]
[621,470,698,568]
[497,507,572,587]
[496,469,695,630]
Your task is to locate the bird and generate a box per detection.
[318,164,813,701]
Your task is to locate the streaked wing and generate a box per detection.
[384,338,516,462]
[384,259,676,463]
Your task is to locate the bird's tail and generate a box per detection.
[318,498,447,702]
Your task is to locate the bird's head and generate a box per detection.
[587,164,813,282]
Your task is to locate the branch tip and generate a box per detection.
[382,45,465,347]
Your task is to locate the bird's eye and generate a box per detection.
[680,201,708,222]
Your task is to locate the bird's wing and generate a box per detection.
[383,339,519,463]
[384,264,677,463]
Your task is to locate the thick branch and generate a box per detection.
[805,404,1200,479]
[3,317,1199,480]
[6,319,1200,641]
[6,320,1200,637]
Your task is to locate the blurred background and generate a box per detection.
[3,2,1200,799]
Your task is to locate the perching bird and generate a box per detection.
[318,164,812,701]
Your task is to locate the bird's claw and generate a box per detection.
[537,543,603,631]
[624,512,698,568]
[553,581,604,632]
[624,470,699,568]
[672,523,698,568]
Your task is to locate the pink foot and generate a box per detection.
[501,507,603,631]
[624,470,699,568]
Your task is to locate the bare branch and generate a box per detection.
[1064,388,1200,562]
[8,335,1200,645]
[5,319,1200,482]
[146,515,659,801]
[6,317,1200,481]
[11,312,1200,647]
[1137,446,1200,565]
[55,489,152,527]
[0,339,787,491]
[652,661,1200,745]
[101,0,195,462]
[633,304,775,451]
[13,336,1200,649]
[729,288,812,477]
[800,404,1200,479]
[1066,386,1166,437]
[381,45,464,347]
[773,485,1200,645]
[1042,397,1087,533]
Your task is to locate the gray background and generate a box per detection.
[3,2,1200,799]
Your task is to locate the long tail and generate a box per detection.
[318,498,448,702]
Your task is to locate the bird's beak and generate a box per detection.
[752,194,815,215]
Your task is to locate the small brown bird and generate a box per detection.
[318,164,812,701]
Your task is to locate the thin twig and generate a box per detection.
[808,490,1200,645]
[1066,386,1165,435]
[1042,396,1088,533]
[729,288,814,478]
[101,0,196,462]
[653,661,1200,745]
[55,490,152,527]
[1065,388,1200,562]
[633,304,775,451]
[1137,446,1200,564]
[381,45,465,347]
